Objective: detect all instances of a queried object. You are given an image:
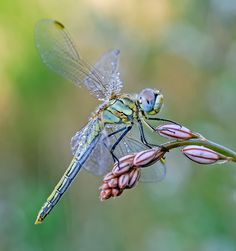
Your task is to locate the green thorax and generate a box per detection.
[101,95,137,125]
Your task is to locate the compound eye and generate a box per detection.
[139,89,155,112]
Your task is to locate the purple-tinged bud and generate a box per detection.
[156,124,196,140]
[100,189,112,201]
[112,154,135,176]
[108,178,118,188]
[99,182,109,190]
[118,173,130,189]
[103,172,115,182]
[111,188,122,197]
[128,168,141,188]
[133,148,165,167]
[182,145,222,164]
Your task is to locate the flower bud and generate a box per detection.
[182,145,222,164]
[133,148,165,167]
[128,168,140,188]
[103,172,115,181]
[108,178,118,188]
[100,189,112,201]
[99,182,109,190]
[118,173,130,189]
[156,124,196,140]
[112,154,135,176]
[111,188,122,197]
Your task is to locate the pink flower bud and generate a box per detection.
[182,145,222,164]
[100,189,112,201]
[118,173,130,189]
[108,178,118,188]
[128,168,140,188]
[156,124,196,140]
[133,148,165,167]
[103,172,115,181]
[112,154,135,176]
[99,182,109,190]
[111,188,122,197]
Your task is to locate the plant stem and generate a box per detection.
[162,138,236,162]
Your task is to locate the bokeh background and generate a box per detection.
[1,0,236,250]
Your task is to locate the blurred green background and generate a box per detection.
[1,0,236,250]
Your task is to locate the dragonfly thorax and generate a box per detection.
[138,88,163,116]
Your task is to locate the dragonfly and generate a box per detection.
[34,19,172,224]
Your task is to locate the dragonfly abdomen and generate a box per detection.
[35,119,103,224]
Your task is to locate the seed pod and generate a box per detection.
[133,148,165,167]
[182,145,222,164]
[118,173,130,189]
[128,168,141,188]
[156,124,196,140]
[112,154,135,176]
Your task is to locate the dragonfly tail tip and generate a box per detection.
[34,216,42,225]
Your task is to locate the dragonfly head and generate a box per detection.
[138,88,163,115]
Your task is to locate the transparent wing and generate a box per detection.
[83,133,113,176]
[71,123,112,176]
[35,19,122,100]
[140,158,166,183]
[107,125,166,182]
[106,124,144,158]
[84,49,122,99]
[71,123,166,180]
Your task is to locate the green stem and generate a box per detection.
[162,138,236,162]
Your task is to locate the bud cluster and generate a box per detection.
[99,154,138,200]
[99,149,166,200]
[100,123,234,201]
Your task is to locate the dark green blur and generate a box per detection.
[1,0,236,250]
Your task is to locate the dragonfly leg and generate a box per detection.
[107,126,127,138]
[138,120,168,152]
[109,125,133,167]
[146,117,180,126]
[137,120,153,148]
[144,118,180,152]
[111,152,120,164]
[102,126,127,152]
